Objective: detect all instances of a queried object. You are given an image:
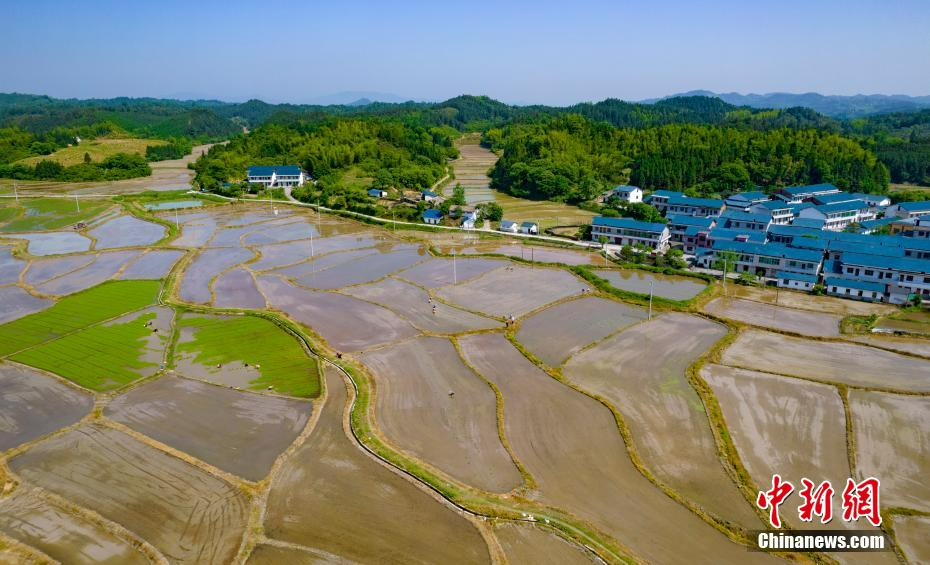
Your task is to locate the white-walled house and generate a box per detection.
[499,220,520,233]
[590,216,670,252]
[247,165,307,188]
[776,271,818,291]
[611,185,643,203]
[520,222,539,234]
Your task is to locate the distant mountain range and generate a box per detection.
[302,91,419,106]
[644,90,930,118]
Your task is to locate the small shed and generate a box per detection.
[368,188,388,198]
[422,209,443,225]
[498,220,519,233]
[520,222,539,235]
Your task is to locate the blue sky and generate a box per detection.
[2,0,928,104]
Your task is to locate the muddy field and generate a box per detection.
[88,215,165,249]
[359,336,521,492]
[264,367,490,564]
[0,488,148,565]
[457,332,765,564]
[516,296,646,366]
[0,363,93,450]
[117,249,183,280]
[212,267,265,309]
[703,297,842,336]
[850,334,930,357]
[9,423,249,564]
[593,268,706,301]
[494,523,596,565]
[105,375,311,481]
[730,285,895,316]
[722,329,930,391]
[0,286,50,323]
[437,265,584,318]
[257,275,417,351]
[564,314,759,527]
[702,364,851,501]
[849,391,930,512]
[396,256,507,288]
[894,515,930,563]
[343,277,500,334]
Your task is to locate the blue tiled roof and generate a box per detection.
[824,277,886,293]
[767,224,822,238]
[666,195,725,208]
[841,252,930,274]
[422,190,440,197]
[776,271,818,283]
[850,192,889,204]
[712,240,824,262]
[650,190,684,199]
[812,192,860,205]
[592,216,668,233]
[520,221,537,228]
[367,188,384,197]
[247,165,301,176]
[828,240,904,257]
[791,218,826,229]
[684,225,711,236]
[707,227,767,243]
[897,201,930,212]
[726,191,768,202]
[781,183,839,196]
[809,200,869,215]
[613,184,641,192]
[667,214,715,228]
[755,200,794,211]
[720,209,771,223]
[859,217,899,230]
[422,209,443,220]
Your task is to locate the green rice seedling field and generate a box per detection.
[11,311,159,391]
[0,280,160,356]
[0,198,112,232]
[176,314,321,397]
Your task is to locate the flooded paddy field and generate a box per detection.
[264,367,491,564]
[0,247,25,283]
[702,365,851,501]
[249,234,382,272]
[458,243,599,266]
[494,524,597,565]
[516,296,646,366]
[849,391,930,512]
[267,247,378,278]
[116,249,183,279]
[87,215,165,249]
[9,423,249,564]
[174,313,320,397]
[35,250,140,296]
[11,306,171,391]
[0,198,112,233]
[2,231,92,255]
[722,329,930,391]
[171,214,217,247]
[144,199,203,211]
[359,336,521,493]
[593,268,706,301]
[564,314,759,527]
[0,286,51,323]
[178,246,254,303]
[105,375,311,481]
[704,297,842,336]
[23,253,96,286]
[211,267,265,309]
[343,277,500,334]
[0,363,93,450]
[395,256,507,288]
[257,275,417,351]
[292,246,427,290]
[895,516,930,563]
[207,216,298,248]
[457,332,765,564]
[0,488,148,565]
[437,265,584,318]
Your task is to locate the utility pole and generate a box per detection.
[648,280,654,320]
[13,180,18,203]
[309,228,316,276]
[175,208,180,230]
[452,248,457,285]
[722,258,728,296]
[75,195,80,212]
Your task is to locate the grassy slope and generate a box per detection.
[176,314,320,397]
[0,280,160,357]
[0,198,111,232]
[15,138,167,167]
[11,311,158,391]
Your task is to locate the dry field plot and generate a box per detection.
[10,424,249,564]
[0,488,148,565]
[894,516,930,564]
[494,524,596,565]
[211,267,265,309]
[516,296,646,366]
[395,256,507,288]
[0,363,93,451]
[359,336,521,492]
[264,367,490,564]
[257,275,417,351]
[457,333,764,564]
[105,375,311,481]
[16,138,166,167]
[593,268,707,301]
[703,297,842,336]
[87,215,165,249]
[116,249,183,279]
[564,314,759,527]
[730,285,894,317]
[722,329,930,392]
[179,247,254,303]
[702,365,852,498]
[0,286,50,324]
[343,277,499,334]
[849,391,930,512]
[436,265,583,318]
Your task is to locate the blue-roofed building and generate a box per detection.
[835,252,930,303]
[246,165,307,188]
[776,183,841,204]
[858,216,899,234]
[651,193,726,218]
[666,214,716,253]
[499,219,519,233]
[750,199,796,225]
[719,209,772,231]
[695,240,823,278]
[887,200,930,219]
[611,185,643,203]
[824,277,886,302]
[646,190,683,205]
[796,199,875,231]
[422,209,443,225]
[421,190,443,203]
[591,216,671,252]
[704,227,767,247]
[776,270,819,291]
[791,217,827,230]
[368,188,388,198]
[724,191,769,210]
[850,193,892,208]
[461,210,479,230]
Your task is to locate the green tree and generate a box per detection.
[83,151,92,164]
[476,202,503,222]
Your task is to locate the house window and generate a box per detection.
[864,270,874,276]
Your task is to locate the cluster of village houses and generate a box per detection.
[591,184,930,304]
